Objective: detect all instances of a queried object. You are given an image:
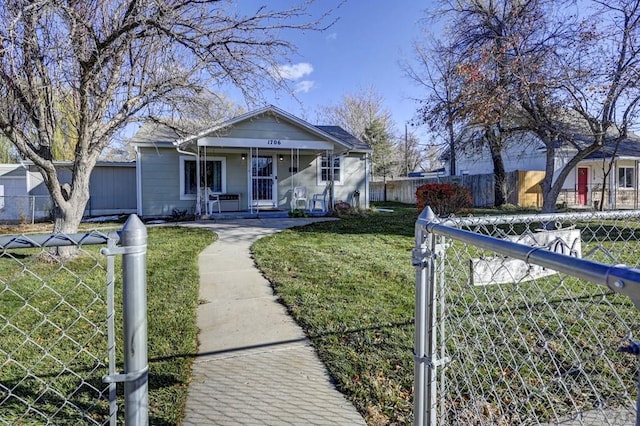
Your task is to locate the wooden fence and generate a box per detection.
[370,171,525,207]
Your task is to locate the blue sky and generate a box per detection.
[231,1,437,137]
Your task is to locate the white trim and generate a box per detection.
[617,165,635,189]
[179,155,227,200]
[199,136,334,150]
[250,153,278,208]
[317,153,344,186]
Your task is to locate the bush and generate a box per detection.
[416,183,473,216]
[288,208,309,218]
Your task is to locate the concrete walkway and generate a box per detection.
[180,218,366,425]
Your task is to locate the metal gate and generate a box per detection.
[413,207,640,425]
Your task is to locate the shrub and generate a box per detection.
[416,183,473,216]
[288,208,308,218]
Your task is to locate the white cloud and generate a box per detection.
[275,62,314,80]
[295,80,315,93]
[326,32,337,41]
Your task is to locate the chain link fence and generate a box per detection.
[413,208,640,425]
[0,195,52,224]
[0,215,148,425]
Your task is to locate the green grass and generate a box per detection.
[253,202,640,424]
[253,203,419,423]
[0,225,215,425]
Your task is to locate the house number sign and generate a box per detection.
[267,139,281,145]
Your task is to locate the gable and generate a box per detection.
[176,105,370,153]
[215,114,322,141]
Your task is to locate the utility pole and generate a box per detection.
[405,124,409,176]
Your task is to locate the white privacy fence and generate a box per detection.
[413,207,640,425]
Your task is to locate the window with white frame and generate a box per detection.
[180,156,226,199]
[618,166,635,189]
[318,153,343,185]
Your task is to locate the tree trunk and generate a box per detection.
[541,176,561,214]
[488,140,507,207]
[447,119,456,176]
[46,163,92,258]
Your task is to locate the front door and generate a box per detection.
[251,155,277,208]
[577,167,588,205]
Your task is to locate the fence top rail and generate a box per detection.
[0,230,119,249]
[417,207,640,228]
[415,206,640,305]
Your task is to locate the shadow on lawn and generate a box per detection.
[2,365,185,425]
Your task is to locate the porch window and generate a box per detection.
[180,156,226,199]
[318,153,343,185]
[618,166,634,189]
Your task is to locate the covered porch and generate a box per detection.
[187,144,342,217]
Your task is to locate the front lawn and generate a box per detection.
[252,203,640,424]
[252,203,419,423]
[0,225,215,424]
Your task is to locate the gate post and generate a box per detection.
[413,207,438,426]
[121,215,148,425]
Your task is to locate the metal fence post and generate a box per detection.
[413,217,427,426]
[121,215,148,425]
[413,207,438,426]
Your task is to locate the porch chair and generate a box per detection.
[291,186,308,210]
[309,190,328,213]
[206,188,221,215]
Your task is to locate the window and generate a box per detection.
[618,166,634,189]
[180,156,226,199]
[318,153,342,185]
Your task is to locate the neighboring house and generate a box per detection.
[448,130,640,209]
[132,105,372,218]
[0,161,136,222]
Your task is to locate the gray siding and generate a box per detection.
[86,164,136,215]
[337,155,367,207]
[226,154,248,204]
[224,115,320,141]
[277,154,317,209]
[139,147,189,216]
[276,153,368,210]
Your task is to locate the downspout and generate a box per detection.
[365,152,370,209]
[135,146,143,216]
[633,160,639,209]
[175,143,200,216]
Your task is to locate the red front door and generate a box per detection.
[577,167,588,205]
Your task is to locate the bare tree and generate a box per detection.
[403,35,464,177]
[396,126,427,174]
[514,0,640,212]
[0,0,332,240]
[417,0,640,213]
[316,86,394,141]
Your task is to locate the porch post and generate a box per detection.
[611,160,616,209]
[329,149,334,211]
[196,146,201,216]
[248,147,254,214]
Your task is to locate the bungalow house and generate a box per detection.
[132,105,372,218]
[448,128,640,209]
